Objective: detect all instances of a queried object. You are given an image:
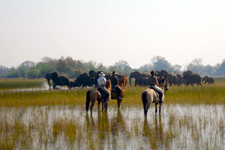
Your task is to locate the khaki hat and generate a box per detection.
[112,71,117,74]
[99,72,105,77]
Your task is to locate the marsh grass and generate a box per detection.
[0,78,45,90]
[1,77,225,149]
[0,105,224,149]
[0,77,225,107]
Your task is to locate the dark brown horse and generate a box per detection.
[86,80,111,113]
[141,77,169,118]
[111,75,127,108]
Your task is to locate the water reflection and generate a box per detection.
[142,116,168,149]
[0,105,224,150]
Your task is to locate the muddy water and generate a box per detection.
[0,104,224,150]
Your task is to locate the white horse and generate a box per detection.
[141,77,169,117]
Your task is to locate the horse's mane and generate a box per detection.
[106,80,111,91]
[119,75,127,86]
[159,77,168,89]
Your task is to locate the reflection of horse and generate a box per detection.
[111,75,127,108]
[111,110,126,135]
[141,77,169,117]
[86,80,111,113]
[143,117,164,148]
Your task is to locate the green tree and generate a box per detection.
[17,66,27,77]
[140,63,153,72]
[97,63,108,72]
[27,67,40,78]
[87,61,97,71]
[151,56,171,71]
[56,57,71,74]
[6,68,20,78]
[0,65,9,77]
[36,62,55,78]
[186,58,204,74]
[214,60,225,76]
[113,60,131,74]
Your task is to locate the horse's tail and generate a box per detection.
[142,91,149,117]
[142,91,147,109]
[86,90,91,112]
[141,92,147,106]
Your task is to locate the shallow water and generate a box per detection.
[0,104,224,150]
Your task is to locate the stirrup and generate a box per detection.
[159,99,164,103]
[117,97,122,100]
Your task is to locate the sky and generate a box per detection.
[0,0,225,69]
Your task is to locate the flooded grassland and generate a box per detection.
[0,105,224,150]
[0,78,225,150]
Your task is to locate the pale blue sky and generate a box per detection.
[0,0,225,68]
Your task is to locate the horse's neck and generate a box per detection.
[119,80,125,88]
[107,84,112,91]
[159,84,165,91]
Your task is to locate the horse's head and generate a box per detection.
[159,77,169,91]
[119,75,127,86]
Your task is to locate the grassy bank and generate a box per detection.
[0,78,45,90]
[0,79,225,107]
[0,77,225,107]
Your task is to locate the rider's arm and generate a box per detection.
[155,77,159,86]
[102,77,106,85]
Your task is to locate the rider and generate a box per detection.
[97,72,110,103]
[148,70,163,103]
[110,71,122,100]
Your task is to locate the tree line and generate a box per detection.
[0,56,225,78]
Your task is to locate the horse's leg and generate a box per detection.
[155,103,158,114]
[90,101,95,114]
[117,100,122,109]
[159,103,162,114]
[145,103,150,118]
[105,103,108,111]
[97,100,101,110]
[102,101,108,111]
[102,102,105,111]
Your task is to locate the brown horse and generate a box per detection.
[86,80,111,113]
[141,77,169,117]
[111,75,127,108]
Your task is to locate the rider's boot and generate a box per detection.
[159,93,163,103]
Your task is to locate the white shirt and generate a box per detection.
[97,76,106,86]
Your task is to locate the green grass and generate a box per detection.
[0,77,225,107]
[0,78,45,90]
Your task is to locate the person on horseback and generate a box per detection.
[110,71,122,100]
[97,72,110,103]
[148,70,163,103]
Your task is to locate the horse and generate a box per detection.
[86,80,111,113]
[111,75,127,108]
[141,77,169,118]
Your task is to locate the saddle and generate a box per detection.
[97,88,108,100]
[112,86,117,92]
[112,85,120,92]
[149,87,159,98]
